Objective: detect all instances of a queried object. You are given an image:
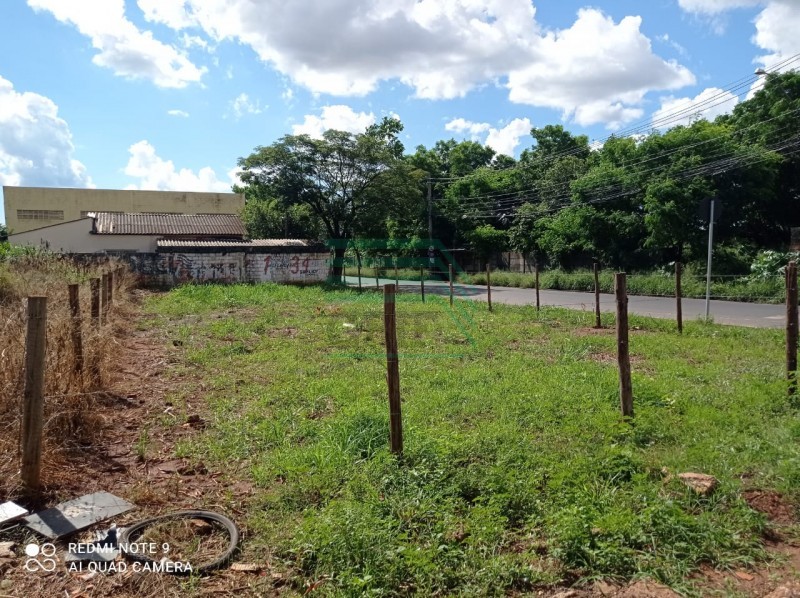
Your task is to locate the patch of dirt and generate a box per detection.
[0,291,273,597]
[743,490,797,525]
[572,326,613,336]
[572,326,651,337]
[268,326,298,338]
[587,351,644,365]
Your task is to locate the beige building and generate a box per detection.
[9,212,247,254]
[3,186,245,234]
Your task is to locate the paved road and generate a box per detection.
[344,276,786,329]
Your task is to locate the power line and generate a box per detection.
[426,52,800,183]
[465,132,800,220]
[444,104,800,210]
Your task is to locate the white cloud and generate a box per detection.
[752,1,800,68]
[485,118,532,156]
[137,0,197,29]
[164,0,539,99]
[507,9,695,128]
[292,105,375,138]
[444,117,532,156]
[180,33,210,51]
[656,33,689,58]
[27,0,206,88]
[230,93,262,119]
[0,76,93,189]
[130,1,693,129]
[167,109,189,117]
[123,140,235,192]
[678,0,800,65]
[677,0,761,14]
[445,118,491,137]
[652,87,739,128]
[43,1,695,129]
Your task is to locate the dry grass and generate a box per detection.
[0,252,135,500]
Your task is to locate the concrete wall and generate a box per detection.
[4,187,244,233]
[9,219,157,253]
[129,251,331,286]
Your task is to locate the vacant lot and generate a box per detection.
[135,282,799,595]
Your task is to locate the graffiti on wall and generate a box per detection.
[171,254,242,283]
[128,251,329,286]
[258,253,325,282]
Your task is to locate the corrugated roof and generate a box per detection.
[157,239,312,247]
[92,212,246,237]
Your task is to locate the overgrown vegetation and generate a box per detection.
[147,283,795,595]
[0,251,131,498]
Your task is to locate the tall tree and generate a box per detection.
[237,117,421,280]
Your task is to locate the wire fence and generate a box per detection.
[338,257,787,304]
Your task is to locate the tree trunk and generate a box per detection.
[331,246,347,283]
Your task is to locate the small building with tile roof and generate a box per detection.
[9,211,247,253]
[8,211,331,286]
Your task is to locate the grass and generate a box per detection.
[455,269,785,304]
[345,266,437,282]
[146,282,796,596]
[0,251,132,498]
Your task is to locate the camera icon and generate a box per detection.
[24,543,58,572]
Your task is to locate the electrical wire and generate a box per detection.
[426,53,800,181]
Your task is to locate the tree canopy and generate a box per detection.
[235,72,800,274]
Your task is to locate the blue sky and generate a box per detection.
[1,0,799,224]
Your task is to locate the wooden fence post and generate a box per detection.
[787,261,798,397]
[383,284,403,456]
[21,296,47,492]
[68,284,84,375]
[357,260,362,292]
[615,273,633,419]
[535,262,540,312]
[486,264,492,312]
[420,268,425,303]
[676,262,683,334]
[593,261,601,328]
[101,273,109,319]
[108,271,114,306]
[449,264,454,307]
[90,278,101,327]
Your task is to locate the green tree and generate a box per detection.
[722,71,800,243]
[240,197,322,240]
[468,224,508,268]
[507,202,545,267]
[237,117,420,280]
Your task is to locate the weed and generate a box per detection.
[0,251,132,497]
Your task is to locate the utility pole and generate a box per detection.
[427,178,433,244]
[705,197,715,320]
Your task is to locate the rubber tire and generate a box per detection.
[118,510,239,575]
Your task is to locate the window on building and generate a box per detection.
[80,211,123,218]
[17,210,64,221]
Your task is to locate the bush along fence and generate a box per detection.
[19,265,126,494]
[378,262,799,453]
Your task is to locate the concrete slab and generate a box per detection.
[24,492,134,539]
[0,501,28,525]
